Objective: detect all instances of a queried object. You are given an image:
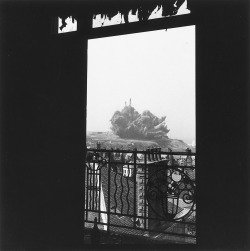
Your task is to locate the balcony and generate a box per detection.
[84,147,196,245]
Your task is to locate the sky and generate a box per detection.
[87,25,195,145]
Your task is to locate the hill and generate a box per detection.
[87,131,195,152]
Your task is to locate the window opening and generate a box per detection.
[85,25,196,244]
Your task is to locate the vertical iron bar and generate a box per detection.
[166,165,169,221]
[120,170,124,214]
[85,165,89,221]
[83,157,86,233]
[83,161,86,239]
[126,167,130,215]
[89,170,93,211]
[114,168,118,213]
[95,168,98,211]
[98,168,101,223]
[133,149,137,228]
[92,164,95,210]
[144,151,147,230]
[107,151,111,233]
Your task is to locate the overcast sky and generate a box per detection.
[87,25,195,145]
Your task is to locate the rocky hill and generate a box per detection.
[87,131,195,152]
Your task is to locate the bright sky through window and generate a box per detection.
[87,25,195,146]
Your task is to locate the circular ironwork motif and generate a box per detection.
[146,167,195,221]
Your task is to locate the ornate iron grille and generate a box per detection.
[84,148,196,243]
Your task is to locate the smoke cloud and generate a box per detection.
[110,104,170,140]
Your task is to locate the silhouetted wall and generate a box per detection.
[0,0,249,249]
[196,1,249,248]
[0,2,87,249]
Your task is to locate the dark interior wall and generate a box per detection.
[0,0,249,250]
[1,2,87,249]
[196,1,249,249]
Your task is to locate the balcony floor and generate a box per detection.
[84,227,195,245]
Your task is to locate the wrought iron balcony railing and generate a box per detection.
[84,147,196,244]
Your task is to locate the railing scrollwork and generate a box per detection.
[84,147,196,242]
[146,167,195,221]
[86,151,107,170]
